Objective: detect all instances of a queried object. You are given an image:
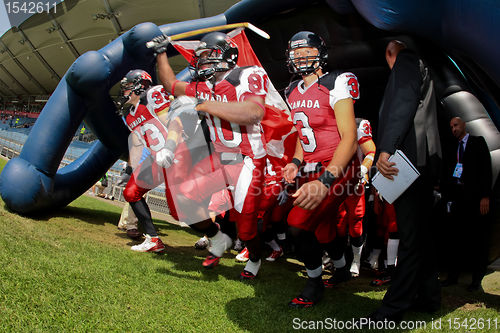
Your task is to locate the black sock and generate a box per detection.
[289,226,322,270]
[245,236,262,261]
[351,235,364,248]
[129,199,156,237]
[190,220,219,238]
[323,236,347,261]
[301,276,324,302]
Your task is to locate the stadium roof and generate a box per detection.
[0,0,239,102]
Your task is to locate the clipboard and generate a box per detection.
[372,150,420,204]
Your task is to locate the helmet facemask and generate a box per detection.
[286,32,328,76]
[116,70,152,116]
[287,47,322,75]
[189,33,238,81]
[116,81,134,116]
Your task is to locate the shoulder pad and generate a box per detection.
[226,66,253,87]
[319,71,342,90]
[285,80,300,98]
[139,89,149,106]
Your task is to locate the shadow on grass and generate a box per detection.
[222,276,385,332]
[155,241,500,332]
[440,271,500,312]
[0,199,122,226]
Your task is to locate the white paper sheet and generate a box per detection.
[372,150,420,204]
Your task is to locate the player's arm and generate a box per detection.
[283,136,303,183]
[359,138,376,183]
[292,98,356,210]
[129,131,145,169]
[196,95,265,125]
[157,112,183,146]
[156,53,188,96]
[324,98,357,177]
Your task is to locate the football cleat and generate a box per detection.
[323,268,351,288]
[289,277,324,308]
[202,255,220,269]
[288,296,315,308]
[130,234,165,253]
[194,236,209,250]
[235,247,250,262]
[239,270,256,281]
[370,273,392,287]
[265,247,283,262]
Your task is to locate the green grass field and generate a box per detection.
[0,158,499,332]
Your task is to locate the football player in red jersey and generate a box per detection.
[282,31,359,308]
[152,32,271,276]
[331,118,376,278]
[119,69,195,253]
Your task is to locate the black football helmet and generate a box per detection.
[190,32,238,80]
[120,69,153,96]
[116,70,153,115]
[286,31,328,75]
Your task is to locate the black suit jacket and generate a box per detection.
[445,135,492,203]
[376,49,441,169]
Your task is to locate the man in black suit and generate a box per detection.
[370,40,442,322]
[441,117,492,291]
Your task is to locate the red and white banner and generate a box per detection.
[172,28,297,168]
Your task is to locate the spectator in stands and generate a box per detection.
[92,172,109,198]
[440,117,492,291]
[79,126,86,141]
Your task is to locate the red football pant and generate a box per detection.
[336,188,365,238]
[289,161,358,244]
[178,154,266,241]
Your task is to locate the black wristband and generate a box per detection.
[291,158,302,168]
[318,170,336,189]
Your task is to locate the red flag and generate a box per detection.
[172,29,297,168]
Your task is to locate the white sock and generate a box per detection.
[333,255,346,269]
[266,239,281,251]
[350,244,363,274]
[351,244,363,263]
[368,248,381,268]
[208,231,230,257]
[244,259,261,276]
[387,239,399,266]
[306,266,322,279]
[277,233,286,241]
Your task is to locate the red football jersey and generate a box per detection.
[124,85,172,158]
[185,66,269,159]
[285,72,360,163]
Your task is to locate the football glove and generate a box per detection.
[156,147,175,169]
[149,34,170,56]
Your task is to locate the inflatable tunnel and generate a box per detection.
[0,0,499,257]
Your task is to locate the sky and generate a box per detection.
[0,1,11,37]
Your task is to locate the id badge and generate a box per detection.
[453,163,463,178]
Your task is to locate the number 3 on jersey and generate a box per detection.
[293,112,317,152]
[141,120,166,152]
[348,77,359,98]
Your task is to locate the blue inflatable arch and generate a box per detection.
[1,1,499,262]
